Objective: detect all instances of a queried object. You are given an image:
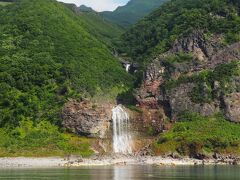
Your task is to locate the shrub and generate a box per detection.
[153,114,240,156]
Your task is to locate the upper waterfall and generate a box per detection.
[112,105,133,154]
[125,64,131,72]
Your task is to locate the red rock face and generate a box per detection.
[134,74,171,133]
[138,79,162,109]
[136,61,165,109]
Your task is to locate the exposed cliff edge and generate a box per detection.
[136,31,240,126]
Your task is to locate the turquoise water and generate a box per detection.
[0,165,239,179]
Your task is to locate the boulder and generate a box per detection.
[62,100,113,138]
[224,93,240,122]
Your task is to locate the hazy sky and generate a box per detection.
[57,0,130,12]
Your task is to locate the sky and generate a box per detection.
[57,0,130,12]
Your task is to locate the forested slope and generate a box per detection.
[0,0,134,156]
[120,0,240,64]
[0,0,132,128]
[64,3,124,48]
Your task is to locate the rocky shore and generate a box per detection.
[64,154,240,167]
[0,154,239,168]
[0,157,68,168]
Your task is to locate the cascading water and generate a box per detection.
[112,105,132,154]
[125,64,131,72]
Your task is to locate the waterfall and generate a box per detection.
[125,64,131,72]
[112,105,132,154]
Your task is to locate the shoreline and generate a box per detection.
[0,155,238,168]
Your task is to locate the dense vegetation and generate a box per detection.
[120,0,240,65]
[64,3,124,48]
[153,113,240,157]
[101,0,167,27]
[79,12,124,48]
[0,0,132,128]
[0,119,93,157]
[0,0,133,155]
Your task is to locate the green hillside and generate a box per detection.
[78,11,124,48]
[0,0,132,128]
[0,0,134,156]
[64,3,124,48]
[120,0,240,64]
[101,0,167,27]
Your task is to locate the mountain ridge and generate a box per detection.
[101,0,168,27]
[79,5,94,12]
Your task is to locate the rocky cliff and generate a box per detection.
[136,31,240,126]
[62,101,113,138]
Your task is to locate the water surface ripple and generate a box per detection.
[0,165,239,180]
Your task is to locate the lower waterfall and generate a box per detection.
[112,105,133,154]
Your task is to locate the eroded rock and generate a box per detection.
[62,100,113,138]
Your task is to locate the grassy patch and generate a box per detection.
[0,119,94,157]
[165,53,193,64]
[153,113,240,156]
